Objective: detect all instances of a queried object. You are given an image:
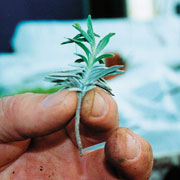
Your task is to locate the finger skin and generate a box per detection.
[82,127,153,180]
[66,88,119,148]
[0,91,77,170]
[81,88,119,132]
[83,149,120,180]
[0,90,77,143]
[0,140,30,170]
[0,90,153,179]
[105,128,153,180]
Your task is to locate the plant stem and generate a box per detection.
[75,92,83,156]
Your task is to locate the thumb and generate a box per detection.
[105,128,153,180]
[0,90,77,143]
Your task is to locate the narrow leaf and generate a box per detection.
[75,59,84,63]
[45,76,67,81]
[73,23,92,44]
[90,65,121,82]
[74,22,81,29]
[69,87,82,92]
[87,15,95,42]
[104,70,124,76]
[55,69,82,74]
[61,34,85,45]
[94,53,114,64]
[49,73,79,78]
[74,33,83,39]
[70,77,82,88]
[90,66,106,75]
[94,33,100,37]
[61,40,72,45]
[69,63,87,69]
[69,38,90,58]
[99,60,105,64]
[95,82,114,96]
[74,53,88,65]
[96,33,115,55]
[76,38,88,42]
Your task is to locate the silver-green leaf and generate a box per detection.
[95,33,115,56]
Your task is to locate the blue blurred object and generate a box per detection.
[0,0,83,52]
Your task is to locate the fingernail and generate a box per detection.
[105,129,141,169]
[91,92,107,117]
[125,133,140,160]
[41,90,69,108]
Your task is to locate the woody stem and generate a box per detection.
[75,92,83,156]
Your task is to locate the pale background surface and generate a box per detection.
[0,16,180,158]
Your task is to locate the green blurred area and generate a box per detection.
[0,86,62,98]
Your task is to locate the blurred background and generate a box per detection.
[0,0,180,179]
[1,0,179,53]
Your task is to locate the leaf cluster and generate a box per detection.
[46,15,124,156]
[46,63,123,97]
[47,15,124,97]
[61,15,116,67]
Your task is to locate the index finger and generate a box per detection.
[66,88,119,148]
[0,90,77,143]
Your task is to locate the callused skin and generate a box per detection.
[0,89,153,179]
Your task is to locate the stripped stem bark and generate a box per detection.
[75,92,83,156]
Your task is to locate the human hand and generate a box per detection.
[0,88,153,180]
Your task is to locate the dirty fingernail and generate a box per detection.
[105,129,141,165]
[41,90,69,108]
[91,92,107,117]
[125,133,140,160]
